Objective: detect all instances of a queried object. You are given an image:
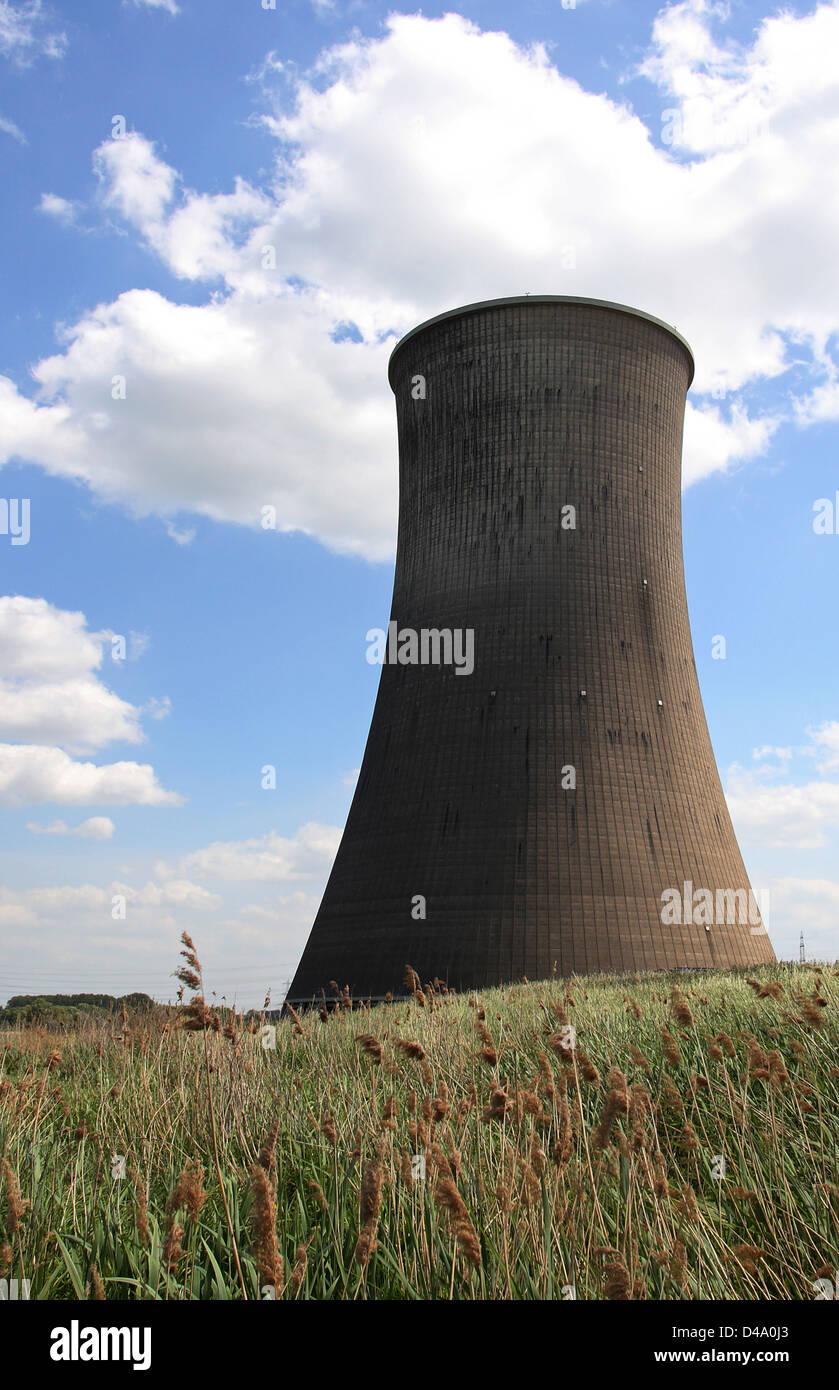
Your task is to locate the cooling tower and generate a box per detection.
[287,295,775,1003]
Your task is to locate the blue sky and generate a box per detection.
[1,0,838,1007]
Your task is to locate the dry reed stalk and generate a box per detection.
[1,1160,29,1235]
[576,1049,599,1083]
[162,1219,184,1275]
[670,988,694,1027]
[259,1115,282,1170]
[174,932,247,1299]
[356,1033,383,1064]
[481,1085,512,1123]
[798,993,826,1029]
[283,1004,304,1036]
[355,1137,385,1267]
[168,1159,207,1222]
[669,1239,688,1290]
[728,1244,765,1276]
[678,1121,699,1155]
[475,1020,498,1066]
[629,1083,650,1153]
[767,1050,790,1087]
[433,1171,481,1268]
[650,1151,668,1197]
[432,1081,449,1122]
[290,1244,307,1294]
[308,1180,328,1211]
[535,1051,555,1099]
[399,1150,414,1187]
[592,1068,630,1150]
[661,1028,682,1066]
[601,1251,631,1300]
[552,1090,574,1165]
[627,1043,650,1072]
[250,1163,284,1294]
[675,1184,699,1223]
[132,1170,150,1246]
[659,1075,685,1117]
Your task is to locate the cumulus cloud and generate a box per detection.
[112,878,221,909]
[0,596,180,807]
[0,745,184,806]
[726,762,839,850]
[4,7,839,556]
[157,821,341,882]
[0,0,66,64]
[765,876,839,960]
[0,595,104,681]
[0,876,217,942]
[26,816,116,839]
[38,192,77,221]
[0,596,162,753]
[95,133,178,229]
[1,279,396,559]
[0,676,143,752]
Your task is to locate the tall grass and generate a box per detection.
[1,955,837,1299]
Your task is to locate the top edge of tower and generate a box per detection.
[387,295,695,390]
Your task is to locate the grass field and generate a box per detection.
[1,938,838,1301]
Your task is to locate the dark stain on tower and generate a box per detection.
[287,295,776,1001]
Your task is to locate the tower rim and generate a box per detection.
[387,294,695,390]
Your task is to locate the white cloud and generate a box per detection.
[144,695,171,721]
[809,720,839,775]
[0,876,217,938]
[0,597,178,808]
[1,114,26,143]
[765,876,839,960]
[726,762,839,850]
[217,890,322,952]
[0,675,144,751]
[682,400,780,487]
[95,133,177,228]
[4,9,839,555]
[131,0,179,14]
[0,0,66,64]
[0,597,153,752]
[26,816,116,839]
[112,878,221,909]
[126,631,150,661]
[0,595,104,680]
[753,745,792,762]
[0,744,183,807]
[158,821,341,882]
[38,192,76,221]
[0,283,397,559]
